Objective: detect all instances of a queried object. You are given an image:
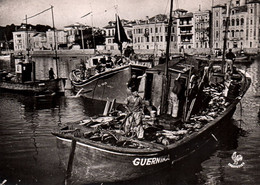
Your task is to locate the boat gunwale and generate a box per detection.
[71,64,148,87]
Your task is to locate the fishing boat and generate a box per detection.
[53,60,250,184]
[0,57,65,94]
[0,78,62,94]
[69,15,152,104]
[52,1,251,184]
[70,61,150,104]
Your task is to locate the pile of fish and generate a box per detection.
[59,82,237,148]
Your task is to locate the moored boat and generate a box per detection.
[52,60,251,184]
[0,77,64,94]
[70,62,150,104]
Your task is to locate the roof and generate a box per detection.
[213,4,226,8]
[146,58,190,74]
[174,9,188,12]
[33,32,46,37]
[179,12,193,18]
[247,0,260,3]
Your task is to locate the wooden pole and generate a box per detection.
[65,139,77,184]
[221,1,231,72]
[51,5,59,78]
[161,0,174,114]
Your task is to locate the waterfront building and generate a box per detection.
[12,25,37,51]
[175,9,194,51]
[212,0,260,52]
[193,10,211,49]
[103,19,133,51]
[132,14,177,55]
[32,32,47,50]
[46,29,67,50]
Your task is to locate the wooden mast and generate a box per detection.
[221,1,232,72]
[51,5,59,78]
[161,0,174,114]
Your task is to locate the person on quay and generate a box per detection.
[49,68,55,80]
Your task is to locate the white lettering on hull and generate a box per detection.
[132,155,170,166]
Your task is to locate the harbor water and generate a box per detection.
[0,58,260,185]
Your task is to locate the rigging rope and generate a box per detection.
[24,7,52,20]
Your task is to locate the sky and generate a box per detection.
[0,0,228,29]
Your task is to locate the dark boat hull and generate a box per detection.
[71,65,147,104]
[54,75,251,184]
[56,137,170,184]
[0,79,63,94]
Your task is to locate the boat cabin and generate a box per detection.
[144,59,191,115]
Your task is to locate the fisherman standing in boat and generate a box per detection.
[124,90,145,139]
[49,68,55,80]
[225,49,236,74]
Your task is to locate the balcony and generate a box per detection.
[179,24,193,27]
[179,31,193,35]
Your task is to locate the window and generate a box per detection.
[155,27,158,33]
[216,31,219,39]
[250,9,253,13]
[231,19,235,26]
[216,12,218,16]
[241,18,244,25]
[161,36,163,42]
[216,20,218,27]
[236,19,239,26]
[232,30,235,37]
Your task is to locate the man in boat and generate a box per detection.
[80,60,86,80]
[126,73,140,93]
[49,68,55,80]
[124,90,145,139]
[105,57,114,69]
[225,49,236,74]
[168,73,182,118]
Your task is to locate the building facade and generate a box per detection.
[175,9,194,50]
[193,10,211,49]
[32,32,47,50]
[46,29,67,50]
[12,25,37,51]
[132,14,177,54]
[103,19,133,51]
[212,0,260,51]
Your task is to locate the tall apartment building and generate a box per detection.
[132,14,177,54]
[175,9,194,50]
[193,10,211,49]
[13,25,37,51]
[212,0,260,50]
